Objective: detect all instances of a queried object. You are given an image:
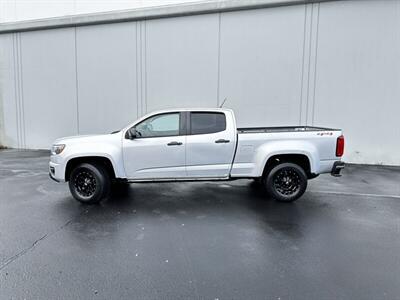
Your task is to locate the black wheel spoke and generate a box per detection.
[273,168,301,196]
[74,170,97,198]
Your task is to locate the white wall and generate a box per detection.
[313,0,400,165]
[219,5,305,127]
[76,23,138,134]
[145,14,220,112]
[20,28,79,148]
[0,0,399,165]
[0,34,19,147]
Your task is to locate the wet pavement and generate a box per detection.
[0,149,400,299]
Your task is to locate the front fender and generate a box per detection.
[61,143,126,179]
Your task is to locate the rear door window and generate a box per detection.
[190,112,226,135]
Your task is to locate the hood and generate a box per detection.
[53,132,121,145]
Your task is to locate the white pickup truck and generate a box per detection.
[49,108,345,204]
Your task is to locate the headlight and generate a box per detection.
[51,144,65,155]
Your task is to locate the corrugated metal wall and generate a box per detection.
[0,0,399,165]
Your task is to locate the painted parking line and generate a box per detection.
[309,190,400,199]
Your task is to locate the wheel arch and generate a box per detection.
[252,140,319,178]
[65,156,116,182]
[262,153,314,179]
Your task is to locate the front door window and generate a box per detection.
[135,113,180,138]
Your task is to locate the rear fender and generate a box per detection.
[253,141,319,177]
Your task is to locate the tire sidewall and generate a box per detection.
[265,163,307,202]
[69,163,110,204]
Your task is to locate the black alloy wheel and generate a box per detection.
[265,163,307,202]
[69,163,110,204]
[273,168,301,196]
[74,170,97,198]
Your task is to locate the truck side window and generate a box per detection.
[136,113,180,138]
[190,112,226,135]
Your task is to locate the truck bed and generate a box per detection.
[237,126,340,134]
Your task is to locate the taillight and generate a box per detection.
[336,135,345,157]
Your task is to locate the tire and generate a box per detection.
[264,162,307,203]
[68,163,110,204]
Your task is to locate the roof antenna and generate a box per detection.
[219,98,227,108]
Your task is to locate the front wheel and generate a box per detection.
[264,163,307,203]
[69,163,110,204]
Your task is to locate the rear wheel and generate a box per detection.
[68,163,110,204]
[264,163,307,202]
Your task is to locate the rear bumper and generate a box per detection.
[331,161,345,177]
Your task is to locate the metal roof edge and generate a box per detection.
[0,0,336,34]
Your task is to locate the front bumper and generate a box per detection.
[49,172,60,182]
[331,161,345,177]
[49,161,65,182]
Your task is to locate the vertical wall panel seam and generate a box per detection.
[135,23,139,119]
[311,3,320,126]
[12,34,20,148]
[139,21,143,116]
[144,21,147,114]
[299,4,308,125]
[305,4,314,126]
[15,33,21,148]
[18,33,26,148]
[137,21,141,116]
[141,21,144,116]
[16,33,23,148]
[142,21,146,115]
[74,26,80,134]
[216,12,222,107]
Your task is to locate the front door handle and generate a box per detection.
[167,141,183,146]
[215,139,230,143]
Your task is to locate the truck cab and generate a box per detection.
[122,109,237,180]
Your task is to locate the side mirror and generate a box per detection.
[126,127,137,140]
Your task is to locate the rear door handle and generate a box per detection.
[167,141,183,146]
[215,139,230,143]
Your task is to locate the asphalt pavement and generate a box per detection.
[0,149,399,299]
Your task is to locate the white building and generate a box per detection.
[0,0,399,165]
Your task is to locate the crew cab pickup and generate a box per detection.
[49,108,345,204]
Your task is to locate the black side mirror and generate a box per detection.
[126,127,137,139]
